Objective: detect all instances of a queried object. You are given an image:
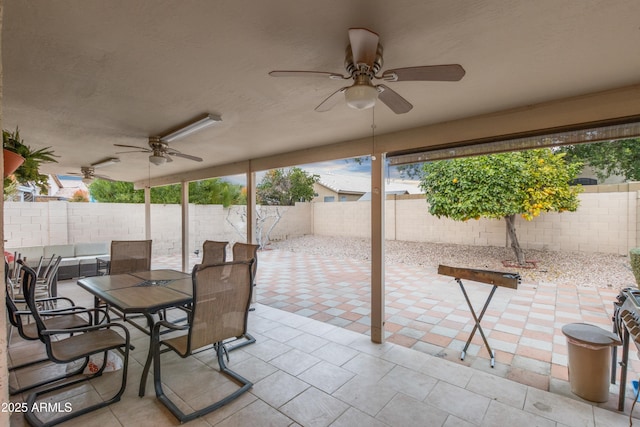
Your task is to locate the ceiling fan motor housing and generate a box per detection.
[344,43,383,77]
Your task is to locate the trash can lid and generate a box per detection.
[561,323,621,346]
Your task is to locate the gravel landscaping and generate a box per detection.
[269,235,636,290]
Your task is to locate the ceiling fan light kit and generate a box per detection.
[269,27,465,114]
[149,154,168,166]
[160,113,222,143]
[345,84,378,110]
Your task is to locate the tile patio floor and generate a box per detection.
[6,248,639,426]
[157,248,640,417]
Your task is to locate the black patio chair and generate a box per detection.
[6,272,96,395]
[201,240,228,265]
[109,239,152,275]
[20,263,130,427]
[152,260,254,423]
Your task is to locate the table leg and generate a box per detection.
[139,313,156,397]
[457,279,497,367]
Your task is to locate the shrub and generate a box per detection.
[630,248,640,286]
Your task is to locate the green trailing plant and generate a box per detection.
[630,248,640,286]
[3,127,58,194]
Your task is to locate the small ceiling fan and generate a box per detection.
[67,166,114,184]
[269,27,465,114]
[114,136,203,166]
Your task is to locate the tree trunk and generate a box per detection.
[505,214,526,265]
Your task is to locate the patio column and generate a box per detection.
[181,181,189,272]
[371,151,385,343]
[144,186,151,239]
[246,163,256,244]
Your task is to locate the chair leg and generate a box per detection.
[9,357,89,396]
[24,348,129,427]
[225,333,256,352]
[154,341,253,423]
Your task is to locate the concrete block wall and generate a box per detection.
[4,201,52,247]
[391,197,506,247]
[66,202,146,244]
[312,201,370,238]
[3,202,312,256]
[3,183,638,257]
[312,185,638,255]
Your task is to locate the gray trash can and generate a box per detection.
[561,323,621,402]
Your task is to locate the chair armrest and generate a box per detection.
[34,306,112,325]
[42,321,130,342]
[152,319,190,335]
[15,305,88,316]
[12,296,78,309]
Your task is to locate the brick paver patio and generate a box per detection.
[152,247,639,411]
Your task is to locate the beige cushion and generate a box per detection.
[75,242,109,257]
[44,244,75,258]
[6,246,44,261]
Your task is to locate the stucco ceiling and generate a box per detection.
[3,1,640,184]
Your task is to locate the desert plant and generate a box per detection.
[3,127,58,193]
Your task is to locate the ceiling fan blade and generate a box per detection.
[94,174,114,181]
[168,152,203,162]
[377,84,413,114]
[115,149,149,155]
[348,28,379,67]
[114,143,150,150]
[381,64,466,82]
[314,87,348,112]
[269,70,347,80]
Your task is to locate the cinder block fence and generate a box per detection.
[4,183,638,257]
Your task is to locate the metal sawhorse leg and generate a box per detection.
[456,278,497,367]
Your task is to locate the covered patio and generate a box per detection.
[3,1,640,425]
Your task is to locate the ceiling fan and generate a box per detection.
[269,27,465,114]
[68,166,114,184]
[114,137,203,166]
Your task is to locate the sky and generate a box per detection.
[59,156,420,187]
[222,156,418,185]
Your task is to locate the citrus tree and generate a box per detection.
[419,149,582,265]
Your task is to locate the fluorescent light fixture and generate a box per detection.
[91,157,120,169]
[160,113,222,143]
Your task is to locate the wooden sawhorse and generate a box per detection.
[438,265,520,367]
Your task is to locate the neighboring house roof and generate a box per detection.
[313,172,422,195]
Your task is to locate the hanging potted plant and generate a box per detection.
[3,127,58,195]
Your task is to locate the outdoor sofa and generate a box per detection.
[6,242,110,281]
